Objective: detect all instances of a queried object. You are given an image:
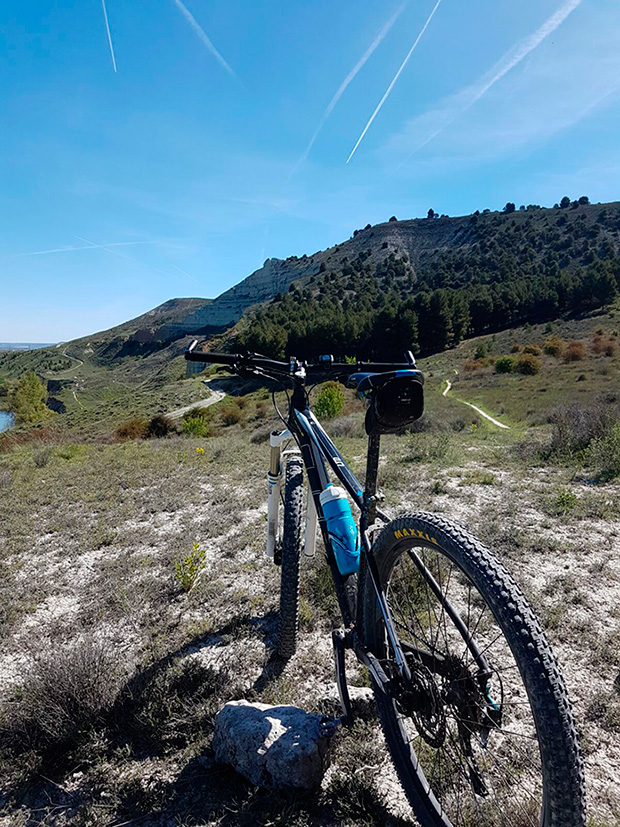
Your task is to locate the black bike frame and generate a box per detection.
[287,394,413,681]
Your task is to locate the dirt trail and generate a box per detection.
[46,348,84,376]
[167,381,226,420]
[443,377,510,429]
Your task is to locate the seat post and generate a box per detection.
[364,432,381,525]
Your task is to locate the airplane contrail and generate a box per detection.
[289,3,406,177]
[346,0,443,164]
[14,241,156,257]
[170,262,201,283]
[405,0,583,156]
[173,0,236,78]
[101,0,117,73]
[75,236,192,281]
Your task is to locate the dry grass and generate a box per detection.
[0,403,619,823]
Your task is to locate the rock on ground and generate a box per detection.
[212,700,337,791]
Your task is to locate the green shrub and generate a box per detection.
[175,542,207,592]
[495,356,514,374]
[182,415,210,437]
[314,381,345,420]
[474,343,488,359]
[553,487,578,514]
[515,354,541,375]
[587,421,620,481]
[9,372,50,424]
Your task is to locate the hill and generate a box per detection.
[2,198,620,431]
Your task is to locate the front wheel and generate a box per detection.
[361,512,586,827]
[277,456,304,659]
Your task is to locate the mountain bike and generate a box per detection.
[185,341,586,827]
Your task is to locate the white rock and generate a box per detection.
[212,700,336,791]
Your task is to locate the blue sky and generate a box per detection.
[2,0,619,341]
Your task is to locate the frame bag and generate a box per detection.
[365,374,424,435]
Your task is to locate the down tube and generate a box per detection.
[290,409,355,627]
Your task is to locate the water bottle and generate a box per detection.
[319,484,360,575]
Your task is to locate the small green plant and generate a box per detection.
[553,487,578,514]
[182,415,210,437]
[495,355,514,374]
[314,381,345,420]
[175,542,207,592]
[460,470,496,486]
[474,342,488,359]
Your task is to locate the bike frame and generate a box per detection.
[268,380,414,690]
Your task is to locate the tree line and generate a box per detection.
[237,207,620,360]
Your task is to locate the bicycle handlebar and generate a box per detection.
[184,340,416,376]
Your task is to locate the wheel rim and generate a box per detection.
[383,541,545,827]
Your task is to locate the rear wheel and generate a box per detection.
[277,456,304,659]
[362,512,586,827]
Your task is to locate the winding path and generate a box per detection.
[166,380,226,421]
[442,377,510,430]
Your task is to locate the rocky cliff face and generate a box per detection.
[173,215,476,331]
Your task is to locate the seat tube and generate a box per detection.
[364,433,381,525]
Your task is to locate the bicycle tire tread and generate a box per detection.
[364,511,586,826]
[277,457,304,659]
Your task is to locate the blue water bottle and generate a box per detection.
[319,484,360,575]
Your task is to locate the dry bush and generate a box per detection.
[563,340,586,362]
[605,341,616,357]
[220,401,243,426]
[115,418,147,440]
[251,423,273,444]
[145,414,174,438]
[510,343,522,353]
[464,358,486,372]
[514,353,541,375]
[328,415,362,437]
[523,344,541,356]
[548,398,618,457]
[543,336,566,357]
[1,639,124,758]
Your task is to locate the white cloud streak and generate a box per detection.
[346,0,443,164]
[289,3,406,177]
[14,241,156,257]
[402,0,583,157]
[172,0,237,78]
[101,0,117,73]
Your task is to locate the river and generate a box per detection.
[0,411,15,432]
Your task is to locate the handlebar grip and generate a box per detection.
[184,348,240,366]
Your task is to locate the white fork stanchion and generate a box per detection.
[266,429,291,558]
[304,488,317,558]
